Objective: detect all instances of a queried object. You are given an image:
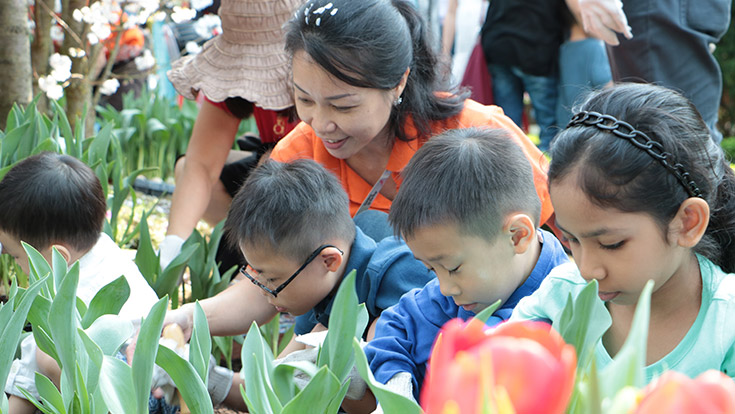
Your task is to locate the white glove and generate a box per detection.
[208,358,235,406]
[274,346,367,400]
[578,0,633,45]
[159,234,185,270]
[371,372,416,414]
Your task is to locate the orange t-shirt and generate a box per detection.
[270,99,554,227]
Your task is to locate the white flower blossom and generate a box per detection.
[170,6,196,24]
[147,74,158,91]
[193,14,221,39]
[87,32,99,45]
[72,8,84,22]
[50,25,64,43]
[90,22,111,42]
[38,75,64,100]
[190,0,213,11]
[49,53,72,82]
[185,41,202,55]
[134,49,155,71]
[100,78,120,96]
[68,47,85,58]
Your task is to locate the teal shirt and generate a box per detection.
[511,255,735,382]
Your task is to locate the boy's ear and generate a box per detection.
[49,243,73,264]
[320,246,344,273]
[673,197,710,248]
[504,213,536,254]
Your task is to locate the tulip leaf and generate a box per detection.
[131,296,168,413]
[48,258,80,390]
[189,301,212,383]
[84,315,134,356]
[351,338,423,413]
[155,345,214,414]
[319,270,368,382]
[1,393,8,414]
[473,299,502,324]
[155,242,199,299]
[0,277,45,400]
[599,280,653,399]
[77,329,103,395]
[273,361,318,402]
[554,280,609,371]
[23,242,54,297]
[33,373,65,413]
[281,367,342,414]
[134,212,158,282]
[81,276,131,329]
[327,381,351,414]
[241,321,281,413]
[99,356,135,414]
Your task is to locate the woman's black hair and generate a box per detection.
[284,0,469,143]
[549,83,735,273]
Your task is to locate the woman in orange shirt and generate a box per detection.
[271,0,555,230]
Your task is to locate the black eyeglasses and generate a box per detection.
[240,244,343,297]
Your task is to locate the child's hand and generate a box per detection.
[162,303,195,342]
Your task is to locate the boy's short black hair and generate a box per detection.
[0,152,106,252]
[225,159,356,260]
[389,127,541,241]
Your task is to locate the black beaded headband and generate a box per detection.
[567,111,702,198]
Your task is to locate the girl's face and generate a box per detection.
[550,174,691,306]
[291,51,402,160]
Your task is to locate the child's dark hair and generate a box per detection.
[284,0,470,144]
[549,83,735,273]
[225,159,356,260]
[389,127,542,241]
[0,152,106,252]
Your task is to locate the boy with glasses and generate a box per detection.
[162,159,434,410]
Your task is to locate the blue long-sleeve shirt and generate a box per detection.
[364,229,569,396]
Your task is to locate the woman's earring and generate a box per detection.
[393,96,403,106]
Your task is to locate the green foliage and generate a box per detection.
[134,211,199,304]
[720,136,735,162]
[184,220,237,303]
[352,339,423,414]
[715,17,735,138]
[0,277,46,413]
[96,90,198,181]
[240,270,368,413]
[559,280,655,414]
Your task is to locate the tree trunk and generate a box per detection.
[32,0,54,114]
[0,0,33,130]
[61,0,94,136]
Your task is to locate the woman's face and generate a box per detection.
[291,51,403,160]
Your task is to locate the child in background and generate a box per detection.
[364,128,570,405]
[164,159,434,411]
[2,152,158,414]
[512,83,735,381]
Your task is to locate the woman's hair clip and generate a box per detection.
[304,2,338,27]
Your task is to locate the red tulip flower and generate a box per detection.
[421,318,577,414]
[634,370,735,414]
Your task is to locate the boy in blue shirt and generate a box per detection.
[164,159,434,410]
[364,127,570,405]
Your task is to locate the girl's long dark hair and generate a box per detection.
[549,83,735,273]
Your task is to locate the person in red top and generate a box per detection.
[271,0,555,231]
[161,0,302,269]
